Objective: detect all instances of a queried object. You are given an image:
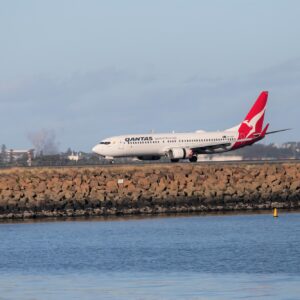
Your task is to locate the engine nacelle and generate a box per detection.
[137,155,161,161]
[168,148,193,159]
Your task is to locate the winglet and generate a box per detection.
[261,123,269,138]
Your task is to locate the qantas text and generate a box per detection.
[125,137,154,142]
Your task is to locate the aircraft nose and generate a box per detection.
[92,145,101,154]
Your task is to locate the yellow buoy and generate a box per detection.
[273,208,278,218]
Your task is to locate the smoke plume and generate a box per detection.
[28,129,59,156]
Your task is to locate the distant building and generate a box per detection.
[282,142,300,150]
[3,149,35,166]
[68,152,81,162]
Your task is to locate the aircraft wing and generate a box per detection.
[190,137,260,153]
[191,141,232,153]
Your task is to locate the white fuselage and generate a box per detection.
[92,130,239,159]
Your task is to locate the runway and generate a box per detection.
[1,158,299,170]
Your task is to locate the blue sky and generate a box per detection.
[0,0,299,151]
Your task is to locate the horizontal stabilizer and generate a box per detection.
[266,128,291,135]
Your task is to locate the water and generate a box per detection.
[0,212,300,299]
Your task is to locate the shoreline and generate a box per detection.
[1,208,299,224]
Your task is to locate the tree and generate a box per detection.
[66,147,73,155]
[0,144,7,164]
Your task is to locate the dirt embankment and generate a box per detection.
[0,163,299,219]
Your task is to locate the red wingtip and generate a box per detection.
[261,123,270,137]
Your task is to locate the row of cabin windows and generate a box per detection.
[125,137,236,144]
[178,138,236,142]
[127,141,159,144]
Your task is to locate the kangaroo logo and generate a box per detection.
[241,107,266,138]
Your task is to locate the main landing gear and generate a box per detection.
[171,159,180,163]
[170,156,198,163]
[189,156,198,163]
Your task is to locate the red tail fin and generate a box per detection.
[238,91,268,139]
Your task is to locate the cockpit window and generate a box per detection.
[99,141,111,145]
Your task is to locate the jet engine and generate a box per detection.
[168,148,194,159]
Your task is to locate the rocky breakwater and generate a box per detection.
[0,163,300,219]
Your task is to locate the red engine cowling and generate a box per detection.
[168,148,193,159]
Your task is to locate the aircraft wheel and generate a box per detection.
[189,156,197,163]
[171,159,180,163]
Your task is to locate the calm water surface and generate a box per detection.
[0,212,300,299]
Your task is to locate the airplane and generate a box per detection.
[92,91,289,162]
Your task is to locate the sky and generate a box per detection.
[0,0,300,151]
